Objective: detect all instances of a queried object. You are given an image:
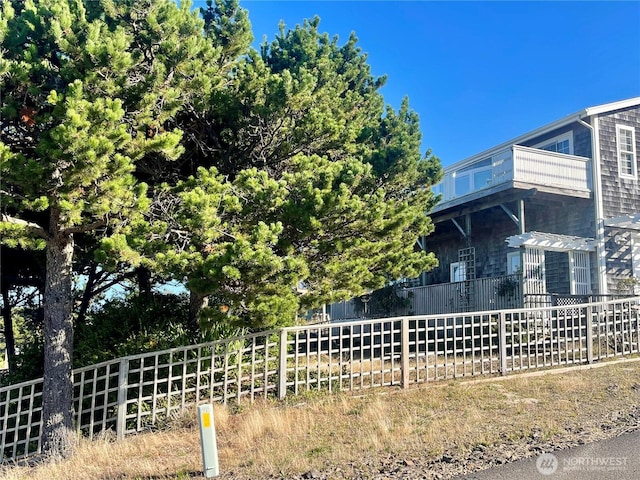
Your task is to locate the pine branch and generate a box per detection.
[1,214,49,239]
[63,220,106,235]
[90,270,138,298]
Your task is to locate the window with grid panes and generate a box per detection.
[534,133,573,154]
[616,125,637,178]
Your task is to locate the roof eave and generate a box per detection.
[584,97,640,116]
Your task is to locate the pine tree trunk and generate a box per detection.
[75,263,97,328]
[189,291,208,333]
[136,266,152,298]
[41,232,78,458]
[1,284,17,373]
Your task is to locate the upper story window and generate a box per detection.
[533,133,573,154]
[453,157,493,196]
[616,124,637,179]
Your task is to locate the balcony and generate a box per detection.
[431,145,592,211]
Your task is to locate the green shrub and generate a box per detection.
[74,293,193,367]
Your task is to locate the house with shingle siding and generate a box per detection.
[331,98,640,319]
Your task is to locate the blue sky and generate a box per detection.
[194,1,640,167]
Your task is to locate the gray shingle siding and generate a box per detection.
[573,124,592,159]
[521,124,573,149]
[605,229,634,293]
[424,196,594,287]
[596,105,640,293]
[524,197,595,238]
[597,105,640,218]
[520,122,592,158]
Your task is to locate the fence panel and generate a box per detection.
[0,380,42,460]
[280,320,404,396]
[502,306,587,372]
[329,275,523,320]
[592,300,640,360]
[399,275,522,317]
[74,360,121,439]
[119,331,280,435]
[406,313,500,383]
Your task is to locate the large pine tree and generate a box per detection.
[0,0,218,457]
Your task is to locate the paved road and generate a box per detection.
[456,431,640,480]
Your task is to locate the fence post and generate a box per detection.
[116,358,129,441]
[277,329,288,400]
[586,306,594,364]
[499,312,507,375]
[401,317,410,389]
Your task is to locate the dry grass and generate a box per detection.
[2,359,640,480]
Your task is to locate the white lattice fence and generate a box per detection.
[1,297,639,462]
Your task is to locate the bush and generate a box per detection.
[1,307,45,385]
[74,293,193,367]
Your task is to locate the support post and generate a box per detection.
[116,358,129,441]
[401,317,410,388]
[586,306,594,364]
[499,312,507,375]
[278,329,288,399]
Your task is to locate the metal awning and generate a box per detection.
[604,213,640,231]
[506,231,597,252]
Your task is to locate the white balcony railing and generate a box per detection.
[432,145,592,205]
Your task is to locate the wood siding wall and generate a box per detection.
[597,105,640,292]
[597,106,640,219]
